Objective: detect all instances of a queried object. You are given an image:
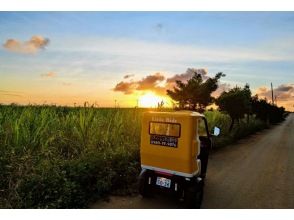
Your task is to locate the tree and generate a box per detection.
[251,95,269,122]
[167,71,225,112]
[251,95,286,124]
[242,84,252,123]
[216,84,252,131]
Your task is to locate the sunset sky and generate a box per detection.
[0,12,293,110]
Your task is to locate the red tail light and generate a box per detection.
[155,171,173,177]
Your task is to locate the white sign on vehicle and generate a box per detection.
[156,177,171,188]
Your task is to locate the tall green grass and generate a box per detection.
[0,105,266,208]
[0,105,143,208]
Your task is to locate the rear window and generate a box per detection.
[198,118,208,137]
[149,122,181,138]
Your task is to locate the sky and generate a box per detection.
[0,12,293,110]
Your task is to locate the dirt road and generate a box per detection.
[92,114,294,208]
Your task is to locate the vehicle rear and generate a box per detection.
[139,111,205,207]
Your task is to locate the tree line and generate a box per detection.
[166,70,287,131]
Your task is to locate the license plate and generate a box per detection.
[156,177,171,188]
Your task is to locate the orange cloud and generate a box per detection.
[41,72,56,78]
[113,73,166,95]
[3,35,49,54]
[211,83,231,98]
[256,84,293,101]
[136,73,165,90]
[255,86,268,94]
[113,81,137,94]
[255,83,294,111]
[113,68,209,96]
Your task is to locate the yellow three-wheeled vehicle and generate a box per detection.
[139,111,219,208]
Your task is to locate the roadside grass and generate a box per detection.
[205,110,268,148]
[0,105,267,208]
[0,105,142,208]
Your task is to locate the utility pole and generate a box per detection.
[271,82,274,105]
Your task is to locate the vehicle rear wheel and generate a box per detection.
[184,181,204,208]
[138,170,152,198]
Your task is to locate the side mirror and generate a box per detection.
[212,126,221,136]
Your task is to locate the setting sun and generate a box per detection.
[138,92,170,108]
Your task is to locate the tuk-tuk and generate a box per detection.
[138,111,219,208]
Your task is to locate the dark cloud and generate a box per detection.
[154,23,164,33]
[275,85,293,92]
[166,68,208,84]
[256,83,294,101]
[123,74,135,79]
[3,35,49,54]
[166,72,192,84]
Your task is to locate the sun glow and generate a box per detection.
[138,92,170,108]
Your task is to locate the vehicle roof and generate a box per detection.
[146,110,204,117]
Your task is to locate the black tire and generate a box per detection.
[184,181,204,208]
[138,170,152,198]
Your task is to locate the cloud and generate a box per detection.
[255,83,294,101]
[3,35,49,54]
[166,68,208,84]
[164,68,229,98]
[275,85,293,92]
[113,68,211,96]
[123,74,135,79]
[41,72,56,78]
[113,81,137,94]
[55,37,294,63]
[113,72,166,95]
[136,73,165,90]
[154,23,164,33]
[255,84,294,111]
[211,83,231,98]
[256,86,268,94]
